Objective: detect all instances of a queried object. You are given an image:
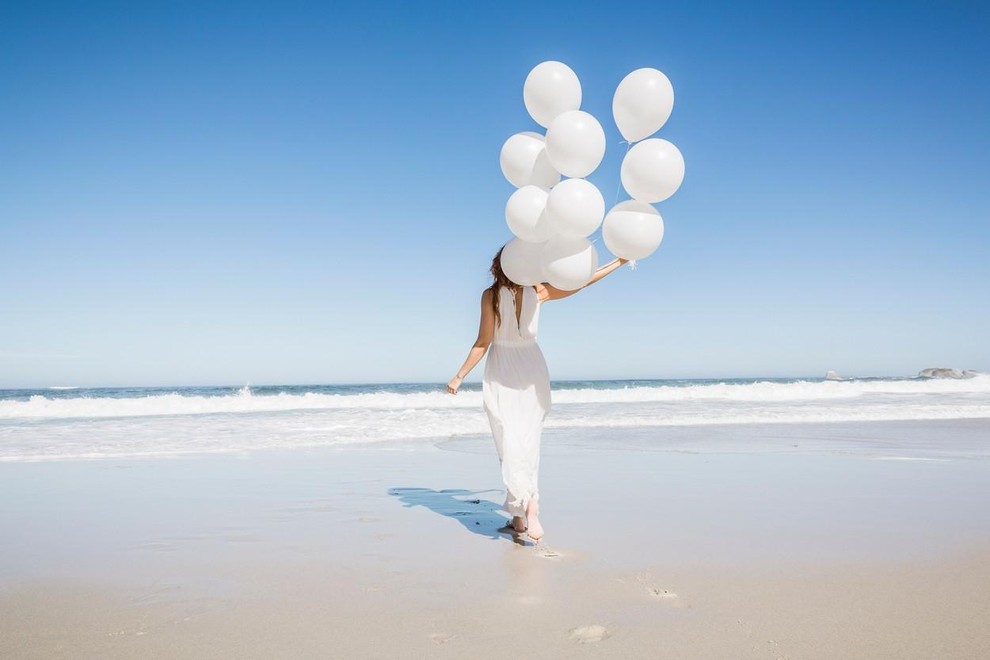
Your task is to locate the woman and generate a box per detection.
[447,246,628,544]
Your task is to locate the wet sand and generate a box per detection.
[2,421,989,659]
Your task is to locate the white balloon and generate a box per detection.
[499,131,561,189]
[540,234,598,291]
[500,237,546,286]
[544,110,606,178]
[546,178,604,237]
[612,68,674,143]
[505,186,553,242]
[620,138,685,203]
[602,200,665,261]
[523,61,582,129]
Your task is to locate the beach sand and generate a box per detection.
[2,420,989,659]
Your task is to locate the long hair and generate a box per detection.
[488,246,519,328]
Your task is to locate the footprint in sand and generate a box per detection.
[429,632,456,645]
[569,624,611,643]
[645,585,682,606]
[635,573,684,607]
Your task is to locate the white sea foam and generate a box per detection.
[1,376,988,461]
[2,375,989,420]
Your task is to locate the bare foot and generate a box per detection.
[511,516,526,533]
[525,499,544,542]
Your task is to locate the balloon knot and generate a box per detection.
[628,260,637,270]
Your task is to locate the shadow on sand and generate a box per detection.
[388,487,526,545]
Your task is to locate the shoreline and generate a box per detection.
[2,417,989,463]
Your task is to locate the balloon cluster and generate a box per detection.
[499,61,685,289]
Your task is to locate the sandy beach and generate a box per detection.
[2,420,989,659]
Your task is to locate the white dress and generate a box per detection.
[482,285,552,518]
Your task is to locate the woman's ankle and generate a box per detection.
[526,498,539,516]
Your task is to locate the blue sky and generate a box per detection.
[1,1,988,388]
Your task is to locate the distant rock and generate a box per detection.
[917,368,977,379]
[825,370,841,381]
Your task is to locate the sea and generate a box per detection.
[1,376,989,462]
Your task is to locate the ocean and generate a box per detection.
[1,376,988,462]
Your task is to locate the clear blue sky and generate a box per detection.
[1,1,988,388]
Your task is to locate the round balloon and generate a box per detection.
[612,68,674,143]
[499,131,561,189]
[540,234,598,291]
[620,138,685,203]
[544,110,606,178]
[602,200,665,260]
[546,178,605,237]
[523,61,582,129]
[505,185,553,242]
[500,237,546,286]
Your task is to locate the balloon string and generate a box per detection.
[593,140,634,254]
[612,141,632,207]
[591,140,634,247]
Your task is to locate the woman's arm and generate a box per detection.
[447,289,495,394]
[535,257,629,302]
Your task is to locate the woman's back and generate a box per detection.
[493,285,542,346]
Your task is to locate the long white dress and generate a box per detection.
[482,285,552,518]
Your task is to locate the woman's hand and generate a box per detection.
[446,376,463,394]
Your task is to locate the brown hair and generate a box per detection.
[488,245,519,328]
